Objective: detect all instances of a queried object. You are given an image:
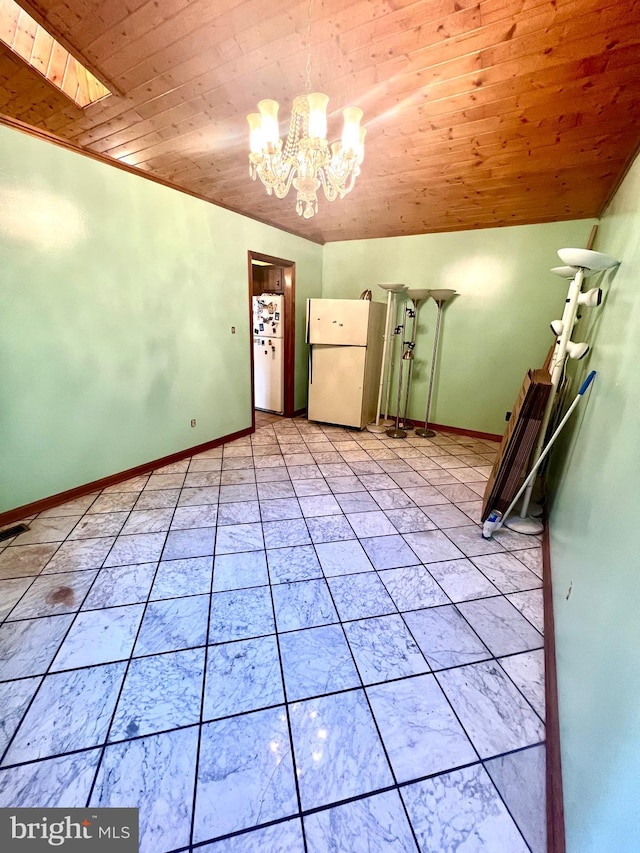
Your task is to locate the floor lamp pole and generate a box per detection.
[368,284,406,433]
[400,289,431,428]
[415,289,456,439]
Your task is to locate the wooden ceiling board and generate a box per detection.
[2,0,639,243]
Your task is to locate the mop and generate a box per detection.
[482,370,597,539]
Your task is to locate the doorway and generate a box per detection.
[248,251,296,426]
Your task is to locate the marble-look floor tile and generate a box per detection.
[306,515,356,544]
[471,552,541,593]
[358,473,398,491]
[266,545,322,584]
[133,489,181,511]
[13,516,82,545]
[3,663,126,764]
[67,512,129,540]
[162,527,216,560]
[215,523,264,554]
[42,537,114,573]
[507,589,544,633]
[103,475,148,493]
[134,595,209,656]
[212,550,268,591]
[292,478,331,497]
[52,604,144,670]
[0,676,42,754]
[150,556,212,599]
[514,547,543,578]
[402,486,450,507]
[0,748,102,807]
[402,605,490,670]
[177,486,220,506]
[402,531,465,563]
[425,558,499,603]
[144,473,186,491]
[194,707,297,842]
[298,494,342,517]
[120,508,174,536]
[325,475,365,494]
[219,468,255,485]
[217,501,261,526]
[344,614,429,684]
[383,507,436,534]
[219,484,259,504]
[279,624,360,701]
[439,525,505,558]
[457,596,543,657]
[367,674,477,782]
[7,570,97,620]
[437,661,545,758]
[334,491,379,513]
[209,586,275,642]
[389,471,431,488]
[491,527,543,551]
[41,494,99,516]
[85,492,138,516]
[328,573,397,621]
[198,818,305,852]
[423,504,476,529]
[315,539,372,577]
[290,689,393,810]
[499,649,545,719]
[345,511,397,538]
[110,648,204,740]
[402,764,530,852]
[255,466,289,482]
[259,498,302,522]
[0,543,59,579]
[91,726,198,853]
[370,489,415,510]
[170,504,218,529]
[257,481,296,500]
[288,464,322,481]
[272,579,338,632]
[203,634,283,719]
[304,789,418,853]
[0,578,35,621]
[484,744,546,853]
[436,483,482,502]
[379,565,450,611]
[263,519,311,549]
[0,615,73,681]
[455,499,482,523]
[83,562,157,609]
[104,533,167,568]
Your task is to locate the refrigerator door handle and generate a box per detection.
[309,345,313,385]
[305,300,311,343]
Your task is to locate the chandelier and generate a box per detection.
[246,2,365,219]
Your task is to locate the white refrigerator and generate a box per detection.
[306,298,385,429]
[253,294,284,413]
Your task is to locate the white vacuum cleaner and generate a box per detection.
[482,370,597,539]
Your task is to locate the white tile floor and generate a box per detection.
[0,416,546,852]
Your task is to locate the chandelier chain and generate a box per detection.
[305,0,312,94]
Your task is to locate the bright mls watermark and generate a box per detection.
[0,809,138,851]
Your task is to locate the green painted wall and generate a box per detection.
[548,153,640,852]
[322,220,597,435]
[0,125,322,513]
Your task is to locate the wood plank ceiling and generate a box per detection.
[1,0,639,244]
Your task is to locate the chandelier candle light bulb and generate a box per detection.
[247,94,365,218]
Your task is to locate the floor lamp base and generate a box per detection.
[414,427,436,438]
[386,427,407,439]
[366,419,394,434]
[503,515,544,535]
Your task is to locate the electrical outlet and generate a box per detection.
[191,419,196,428]
[231,326,236,334]
[505,411,511,421]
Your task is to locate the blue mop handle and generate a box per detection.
[578,370,596,395]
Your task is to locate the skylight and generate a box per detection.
[0,0,110,107]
